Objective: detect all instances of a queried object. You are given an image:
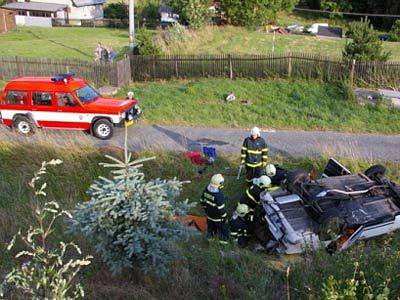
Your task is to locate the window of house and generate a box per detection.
[56,93,77,107]
[30,11,51,17]
[17,10,27,16]
[5,91,27,105]
[32,92,52,106]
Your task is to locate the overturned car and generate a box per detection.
[261,159,400,254]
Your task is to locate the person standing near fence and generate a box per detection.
[241,127,268,185]
[108,47,116,62]
[95,42,103,60]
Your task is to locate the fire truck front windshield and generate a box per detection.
[74,85,99,104]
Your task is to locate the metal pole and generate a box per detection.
[272,30,275,54]
[129,0,135,49]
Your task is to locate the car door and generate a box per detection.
[53,92,90,130]
[1,90,28,126]
[30,91,56,128]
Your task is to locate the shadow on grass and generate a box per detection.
[152,124,229,151]
[26,29,92,58]
[48,39,92,59]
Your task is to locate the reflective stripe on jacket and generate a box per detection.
[200,187,227,222]
[241,136,268,168]
[240,184,263,209]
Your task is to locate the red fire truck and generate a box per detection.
[0,73,140,140]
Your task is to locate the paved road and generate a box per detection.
[2,125,399,162]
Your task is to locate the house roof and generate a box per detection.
[2,1,67,12]
[71,0,105,7]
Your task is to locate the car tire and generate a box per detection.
[93,119,114,140]
[13,116,35,136]
[365,165,386,181]
[286,169,310,193]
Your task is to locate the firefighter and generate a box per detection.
[126,91,134,100]
[265,164,289,189]
[230,204,252,247]
[239,175,272,212]
[241,127,268,185]
[200,174,229,243]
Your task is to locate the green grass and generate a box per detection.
[1,22,399,61]
[159,25,400,60]
[1,141,400,298]
[121,78,400,134]
[0,27,129,60]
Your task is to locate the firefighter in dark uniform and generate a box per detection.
[265,164,289,190]
[241,127,268,186]
[230,204,252,247]
[239,175,272,212]
[200,174,229,243]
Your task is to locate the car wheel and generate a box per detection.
[13,116,35,136]
[365,165,386,182]
[93,119,114,140]
[286,169,310,193]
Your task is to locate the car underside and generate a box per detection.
[261,159,400,254]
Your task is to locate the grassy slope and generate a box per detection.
[1,22,399,60]
[121,78,400,134]
[1,141,400,298]
[0,27,128,60]
[160,25,400,60]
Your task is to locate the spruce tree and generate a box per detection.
[70,130,193,274]
[343,18,391,62]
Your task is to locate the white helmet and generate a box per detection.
[253,175,271,189]
[265,164,276,177]
[236,203,250,218]
[210,174,224,188]
[127,91,134,98]
[250,126,261,137]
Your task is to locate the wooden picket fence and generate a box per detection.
[0,56,131,87]
[130,53,400,86]
[0,53,399,87]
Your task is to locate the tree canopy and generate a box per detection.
[220,0,299,27]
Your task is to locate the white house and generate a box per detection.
[3,0,104,27]
[41,0,105,20]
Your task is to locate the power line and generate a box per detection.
[294,7,400,18]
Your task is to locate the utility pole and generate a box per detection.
[129,0,135,49]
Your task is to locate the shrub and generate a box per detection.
[104,1,127,19]
[168,0,212,29]
[290,233,400,299]
[320,0,351,19]
[137,0,160,24]
[219,0,299,27]
[390,19,400,42]
[69,135,194,275]
[163,23,189,44]
[0,160,92,299]
[343,18,391,62]
[322,263,390,299]
[136,29,162,55]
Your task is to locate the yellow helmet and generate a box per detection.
[236,203,250,218]
[210,174,224,188]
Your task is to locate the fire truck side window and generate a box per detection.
[6,91,27,105]
[56,93,77,107]
[32,92,52,106]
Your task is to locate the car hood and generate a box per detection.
[84,97,136,114]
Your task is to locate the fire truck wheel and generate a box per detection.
[13,116,35,135]
[93,119,114,140]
